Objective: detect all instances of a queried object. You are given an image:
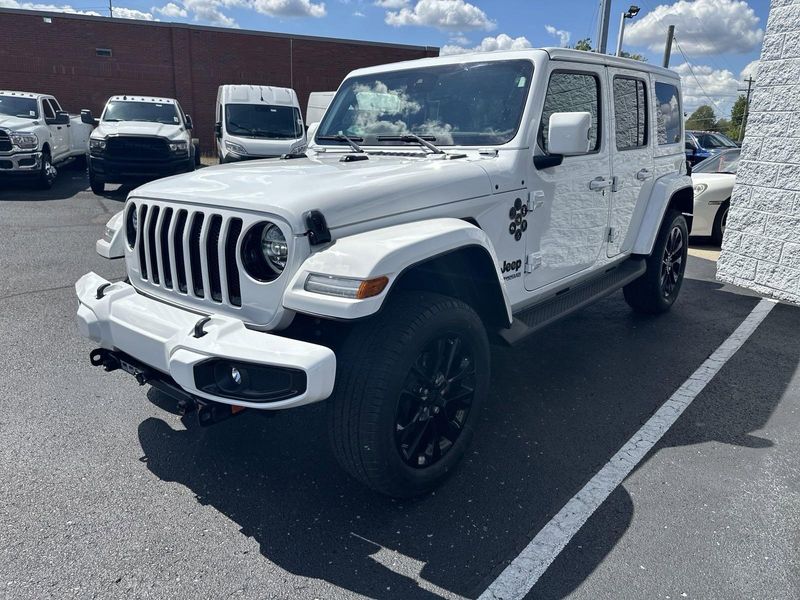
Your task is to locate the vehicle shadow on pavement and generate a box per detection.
[136,271,797,600]
[0,166,126,202]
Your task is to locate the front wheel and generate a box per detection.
[89,168,104,194]
[623,209,689,314]
[36,149,56,190]
[328,291,490,498]
[711,201,729,246]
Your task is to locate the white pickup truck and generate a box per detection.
[77,49,693,497]
[0,91,92,188]
[83,96,199,194]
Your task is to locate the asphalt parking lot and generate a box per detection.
[1,170,798,600]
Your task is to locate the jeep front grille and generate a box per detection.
[132,202,243,308]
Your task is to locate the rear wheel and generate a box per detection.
[328,291,489,498]
[711,201,729,246]
[36,148,56,190]
[623,209,689,314]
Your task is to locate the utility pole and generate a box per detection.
[597,0,612,54]
[662,25,675,68]
[108,0,113,17]
[738,76,755,142]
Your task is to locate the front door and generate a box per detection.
[525,64,612,291]
[607,69,653,257]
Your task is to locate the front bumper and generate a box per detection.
[89,154,194,184]
[75,272,336,409]
[0,150,42,174]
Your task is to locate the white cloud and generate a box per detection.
[182,0,238,26]
[0,0,100,14]
[374,0,407,7]
[740,59,759,81]
[441,33,531,56]
[544,24,570,47]
[385,0,495,31]
[154,2,188,17]
[626,0,763,55]
[114,7,156,19]
[671,62,743,116]
[252,0,326,17]
[353,9,364,16]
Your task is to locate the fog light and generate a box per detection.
[230,366,242,385]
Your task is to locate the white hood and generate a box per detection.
[93,120,187,140]
[0,115,39,133]
[132,153,494,232]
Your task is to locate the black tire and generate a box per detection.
[711,201,729,246]
[328,291,490,498]
[89,168,104,195]
[194,143,201,167]
[623,209,689,314]
[35,148,56,190]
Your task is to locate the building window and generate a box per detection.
[655,82,681,145]
[614,76,648,151]
[540,71,601,153]
[96,48,113,57]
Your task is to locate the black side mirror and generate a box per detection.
[214,122,222,138]
[184,114,193,130]
[48,111,70,126]
[80,109,98,126]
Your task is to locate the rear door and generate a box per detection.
[525,63,612,291]
[607,69,653,257]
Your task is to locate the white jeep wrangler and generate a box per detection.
[76,49,692,497]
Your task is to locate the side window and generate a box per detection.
[613,77,647,150]
[50,98,62,112]
[540,71,601,153]
[42,99,56,120]
[655,82,681,145]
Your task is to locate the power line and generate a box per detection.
[674,37,724,112]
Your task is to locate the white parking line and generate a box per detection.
[478,298,777,600]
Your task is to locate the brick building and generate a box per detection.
[717,0,800,304]
[0,8,437,153]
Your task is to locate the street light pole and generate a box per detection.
[597,0,612,54]
[615,5,640,57]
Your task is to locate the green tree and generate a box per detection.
[569,38,647,61]
[685,105,717,131]
[730,95,748,140]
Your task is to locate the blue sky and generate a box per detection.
[2,0,771,116]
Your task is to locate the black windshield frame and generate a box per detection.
[224,104,303,139]
[102,101,181,125]
[316,59,534,147]
[0,96,39,119]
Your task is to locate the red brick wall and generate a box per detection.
[0,9,438,152]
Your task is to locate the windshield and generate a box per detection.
[693,149,741,174]
[0,96,39,119]
[317,59,533,147]
[103,101,180,125]
[225,105,303,139]
[695,132,737,149]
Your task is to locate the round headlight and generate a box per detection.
[241,222,288,282]
[126,203,137,247]
[261,224,288,272]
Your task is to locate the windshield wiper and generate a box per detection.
[377,134,445,155]
[317,134,365,153]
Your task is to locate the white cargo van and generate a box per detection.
[306,91,335,127]
[215,85,306,163]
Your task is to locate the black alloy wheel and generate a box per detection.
[395,334,476,469]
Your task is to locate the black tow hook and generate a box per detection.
[90,348,120,372]
[197,402,246,427]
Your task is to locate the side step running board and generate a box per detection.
[499,258,646,345]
